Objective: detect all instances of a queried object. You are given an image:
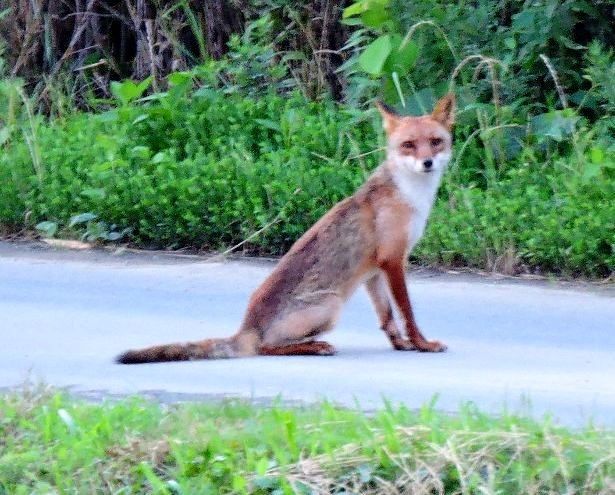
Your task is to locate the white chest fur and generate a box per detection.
[389,156,447,251]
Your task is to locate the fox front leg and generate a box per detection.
[380,259,447,353]
[364,273,416,350]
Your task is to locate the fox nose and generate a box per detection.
[423,159,433,169]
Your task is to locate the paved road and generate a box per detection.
[1,241,613,426]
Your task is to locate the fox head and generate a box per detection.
[377,94,455,176]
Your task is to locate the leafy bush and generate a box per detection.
[1,1,613,277]
[342,0,614,109]
[0,81,613,276]
[1,89,375,250]
[418,158,615,276]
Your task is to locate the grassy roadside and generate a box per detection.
[1,387,613,494]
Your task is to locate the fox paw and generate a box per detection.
[312,341,337,356]
[415,340,447,353]
[392,339,417,351]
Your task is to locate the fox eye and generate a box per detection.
[430,138,443,147]
[401,141,415,150]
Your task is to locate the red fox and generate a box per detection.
[117,93,456,364]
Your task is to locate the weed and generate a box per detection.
[0,388,613,493]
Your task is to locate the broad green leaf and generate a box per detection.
[130,145,150,158]
[69,212,97,227]
[97,110,119,123]
[35,221,58,237]
[590,146,605,164]
[343,1,367,18]
[495,126,527,160]
[110,77,151,105]
[139,92,168,102]
[404,87,438,116]
[340,17,364,26]
[255,119,281,132]
[232,475,247,491]
[361,5,389,28]
[151,152,167,164]
[168,71,192,86]
[569,90,598,111]
[135,76,153,96]
[344,0,389,18]
[92,161,114,172]
[110,80,137,105]
[359,35,392,76]
[384,36,419,74]
[132,114,149,125]
[530,110,579,141]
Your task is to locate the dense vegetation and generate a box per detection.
[1,1,613,277]
[1,387,613,494]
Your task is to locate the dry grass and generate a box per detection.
[1,386,614,493]
[264,425,615,494]
[0,0,349,110]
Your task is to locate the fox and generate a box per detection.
[116,93,456,364]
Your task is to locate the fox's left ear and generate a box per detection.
[432,93,456,130]
[376,100,402,134]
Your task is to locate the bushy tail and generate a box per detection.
[116,337,238,364]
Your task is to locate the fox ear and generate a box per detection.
[432,93,456,130]
[376,100,402,134]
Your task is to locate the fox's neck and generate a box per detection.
[386,160,444,213]
[385,159,445,251]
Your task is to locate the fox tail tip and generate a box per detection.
[115,351,142,365]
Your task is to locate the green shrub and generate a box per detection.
[343,0,614,111]
[417,159,615,276]
[0,84,612,277]
[2,2,614,281]
[1,91,376,251]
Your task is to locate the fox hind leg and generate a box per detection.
[259,341,336,356]
[259,295,342,355]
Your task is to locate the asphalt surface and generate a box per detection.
[1,241,614,426]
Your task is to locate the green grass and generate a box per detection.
[1,386,614,494]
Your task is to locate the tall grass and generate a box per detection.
[0,386,613,494]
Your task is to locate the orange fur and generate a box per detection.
[116,94,456,364]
